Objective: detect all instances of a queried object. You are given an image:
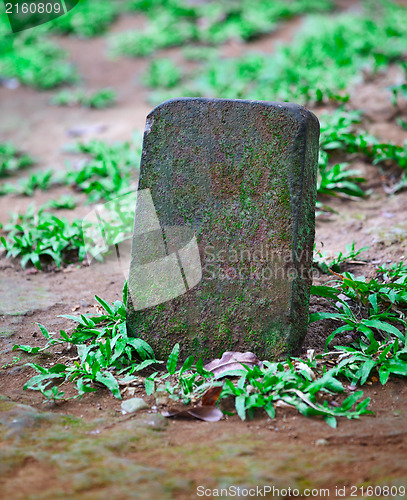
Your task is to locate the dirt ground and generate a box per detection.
[1,5,407,499]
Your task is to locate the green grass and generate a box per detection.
[143,59,181,89]
[14,282,158,402]
[0,169,54,196]
[314,241,370,274]
[0,142,34,177]
[63,137,141,202]
[12,258,407,426]
[110,0,334,57]
[13,285,372,427]
[0,14,77,89]
[49,0,118,38]
[0,204,86,269]
[151,1,407,104]
[310,263,407,350]
[51,87,117,108]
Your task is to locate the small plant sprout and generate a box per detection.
[51,88,117,109]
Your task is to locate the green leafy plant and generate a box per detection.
[318,162,366,198]
[0,142,34,177]
[319,108,407,171]
[145,343,216,404]
[49,0,118,37]
[317,107,407,198]
[51,88,117,109]
[41,195,78,210]
[334,334,407,386]
[156,1,407,105]
[143,59,181,89]
[82,192,136,264]
[389,62,407,109]
[63,138,141,202]
[221,360,371,428]
[14,283,159,402]
[182,46,219,61]
[314,241,369,274]
[0,169,54,196]
[390,84,407,107]
[311,263,407,349]
[0,21,77,88]
[1,205,86,269]
[112,0,334,57]
[146,344,372,427]
[12,283,378,426]
[1,356,22,370]
[319,109,365,153]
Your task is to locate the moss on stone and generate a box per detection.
[127,98,319,361]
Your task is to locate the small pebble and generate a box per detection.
[121,398,149,414]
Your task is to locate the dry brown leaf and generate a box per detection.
[201,386,223,406]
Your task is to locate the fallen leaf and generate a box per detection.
[275,400,293,408]
[203,351,263,379]
[188,407,223,422]
[201,385,223,406]
[71,305,80,312]
[66,123,108,137]
[294,361,316,380]
[162,406,223,422]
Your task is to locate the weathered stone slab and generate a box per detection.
[127,98,319,361]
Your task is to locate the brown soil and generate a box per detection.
[0,5,407,499]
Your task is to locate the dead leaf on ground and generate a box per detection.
[294,361,316,380]
[203,351,263,378]
[66,123,108,137]
[162,406,223,422]
[275,400,294,409]
[201,385,223,406]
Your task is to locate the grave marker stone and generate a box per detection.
[127,97,319,361]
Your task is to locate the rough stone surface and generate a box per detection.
[121,397,150,413]
[127,98,319,361]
